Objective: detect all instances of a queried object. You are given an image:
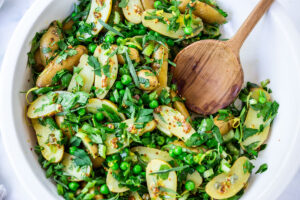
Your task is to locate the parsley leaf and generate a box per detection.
[73,148,92,167]
[119,0,128,8]
[88,56,101,76]
[255,163,268,174]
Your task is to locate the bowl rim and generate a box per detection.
[1,0,300,199]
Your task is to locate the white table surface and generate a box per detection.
[0,0,300,199]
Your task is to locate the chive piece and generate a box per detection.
[149,165,189,175]
[142,41,155,57]
[125,50,139,87]
[98,19,124,37]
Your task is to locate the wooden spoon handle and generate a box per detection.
[228,0,274,55]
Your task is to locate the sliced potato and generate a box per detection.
[137,69,158,91]
[63,19,74,31]
[107,168,129,192]
[205,157,250,199]
[94,44,118,99]
[39,22,63,66]
[241,88,272,150]
[130,192,143,200]
[146,159,177,200]
[27,94,62,119]
[62,153,92,181]
[178,0,226,24]
[214,115,233,135]
[31,119,64,163]
[105,133,130,155]
[170,90,190,119]
[91,156,105,168]
[122,0,144,24]
[116,47,140,64]
[36,45,88,87]
[67,54,95,93]
[141,0,154,10]
[124,119,157,136]
[152,45,168,94]
[142,9,203,39]
[82,0,112,38]
[86,98,126,121]
[187,170,202,188]
[131,146,173,163]
[34,49,44,72]
[55,115,72,138]
[76,131,98,159]
[153,106,196,142]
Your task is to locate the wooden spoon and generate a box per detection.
[173,0,274,115]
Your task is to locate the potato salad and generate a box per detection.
[26,0,279,199]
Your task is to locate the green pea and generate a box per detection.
[149,100,159,109]
[184,26,193,35]
[68,182,79,191]
[116,37,125,45]
[166,39,174,47]
[133,164,142,174]
[119,89,125,96]
[88,43,97,53]
[100,184,110,195]
[185,180,195,191]
[142,137,151,145]
[69,146,77,155]
[196,165,206,173]
[154,1,162,9]
[95,112,104,121]
[57,184,64,195]
[138,99,143,105]
[174,146,183,155]
[141,172,146,177]
[77,108,86,116]
[109,95,116,102]
[169,149,176,157]
[184,154,194,165]
[111,163,119,170]
[121,74,132,85]
[149,30,155,35]
[156,136,165,145]
[112,154,121,161]
[115,81,124,89]
[105,35,115,43]
[120,161,130,171]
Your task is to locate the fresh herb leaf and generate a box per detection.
[73,148,92,167]
[255,163,268,174]
[88,56,101,76]
[98,19,124,37]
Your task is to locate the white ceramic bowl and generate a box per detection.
[1,0,300,199]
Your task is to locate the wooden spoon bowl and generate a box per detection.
[173,40,243,115]
[172,0,274,115]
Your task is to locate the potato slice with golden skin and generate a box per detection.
[63,19,74,31]
[131,146,173,163]
[76,131,98,159]
[27,94,62,119]
[142,9,203,39]
[94,44,118,99]
[91,156,105,168]
[39,22,63,66]
[34,49,44,72]
[170,90,190,119]
[86,98,126,121]
[55,115,73,138]
[205,157,250,199]
[178,0,226,24]
[241,88,271,150]
[152,45,168,94]
[107,168,129,193]
[67,54,95,93]
[124,119,157,136]
[84,0,112,37]
[153,106,196,142]
[62,153,92,181]
[141,0,154,10]
[116,47,140,64]
[146,159,177,200]
[122,0,144,24]
[31,119,64,163]
[36,45,88,87]
[137,69,158,91]
[214,115,233,135]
